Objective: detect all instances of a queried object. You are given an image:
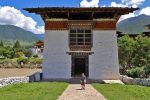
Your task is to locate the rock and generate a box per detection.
[0,77,29,88]
[120,75,150,86]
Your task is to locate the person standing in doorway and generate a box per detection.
[81,73,86,90]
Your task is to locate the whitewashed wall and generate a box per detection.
[42,30,71,79]
[89,30,119,80]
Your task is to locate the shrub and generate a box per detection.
[29,58,43,64]
[17,57,29,65]
[0,59,4,64]
[0,59,17,68]
[24,49,33,57]
[33,54,38,58]
[0,47,15,59]
[126,67,144,78]
[143,65,150,78]
[0,56,5,60]
[14,52,24,58]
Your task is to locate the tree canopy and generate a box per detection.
[13,40,21,48]
[118,34,150,78]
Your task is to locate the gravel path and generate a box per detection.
[58,84,107,100]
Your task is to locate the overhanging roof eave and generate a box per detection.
[23,7,139,14]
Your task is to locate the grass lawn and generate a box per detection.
[92,83,150,100]
[0,82,68,100]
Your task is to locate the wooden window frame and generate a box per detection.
[69,29,93,46]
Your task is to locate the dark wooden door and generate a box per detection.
[71,56,89,77]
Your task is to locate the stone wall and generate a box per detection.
[0,77,29,88]
[120,75,150,86]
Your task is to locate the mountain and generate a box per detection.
[36,34,44,40]
[117,14,150,34]
[0,25,39,42]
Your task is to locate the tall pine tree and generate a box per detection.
[0,41,4,47]
[13,40,21,48]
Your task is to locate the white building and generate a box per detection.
[25,7,138,81]
[31,40,44,58]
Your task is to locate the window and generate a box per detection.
[70,30,76,33]
[69,29,92,46]
[77,29,84,33]
[70,34,76,37]
[77,34,84,38]
[85,30,91,33]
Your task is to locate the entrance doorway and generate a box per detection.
[71,55,89,77]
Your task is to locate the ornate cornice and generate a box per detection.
[45,20,117,30]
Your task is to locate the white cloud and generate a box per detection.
[0,6,44,34]
[118,13,136,22]
[80,0,89,7]
[122,0,145,8]
[111,2,127,7]
[110,0,147,22]
[140,7,150,16]
[80,0,99,7]
[101,5,106,7]
[111,0,145,8]
[118,6,150,22]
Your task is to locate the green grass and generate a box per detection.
[92,83,150,100]
[0,82,68,100]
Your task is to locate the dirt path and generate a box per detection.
[0,68,41,78]
[58,84,107,100]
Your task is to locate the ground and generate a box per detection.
[0,82,150,100]
[0,82,68,100]
[93,83,150,100]
[0,68,41,78]
[58,84,106,100]
[0,68,150,100]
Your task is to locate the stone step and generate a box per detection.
[70,77,91,84]
[103,80,124,84]
[70,78,124,84]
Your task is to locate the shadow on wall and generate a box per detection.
[29,72,42,82]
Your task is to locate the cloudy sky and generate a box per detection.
[0,0,149,34]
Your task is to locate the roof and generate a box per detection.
[24,7,139,21]
[145,24,150,27]
[35,40,44,47]
[24,7,138,12]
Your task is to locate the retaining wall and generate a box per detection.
[120,75,150,86]
[0,77,29,88]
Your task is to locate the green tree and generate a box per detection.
[3,47,15,59]
[118,34,150,78]
[0,46,5,57]
[13,40,21,48]
[118,35,135,74]
[132,35,150,67]
[0,46,15,59]
[24,49,33,57]
[0,41,4,47]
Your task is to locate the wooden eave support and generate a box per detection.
[24,7,139,22]
[66,51,94,55]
